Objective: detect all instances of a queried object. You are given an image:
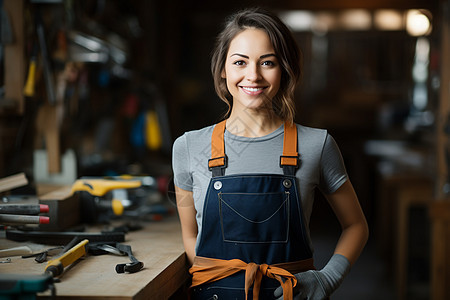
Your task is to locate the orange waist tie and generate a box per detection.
[189,256,315,300]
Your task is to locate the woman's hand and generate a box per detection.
[273,254,350,300]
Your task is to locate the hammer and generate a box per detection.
[114,243,144,274]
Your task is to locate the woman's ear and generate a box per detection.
[221,69,226,79]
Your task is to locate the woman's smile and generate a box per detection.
[240,86,266,96]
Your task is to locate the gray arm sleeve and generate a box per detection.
[318,134,348,194]
[172,134,193,191]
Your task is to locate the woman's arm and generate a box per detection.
[325,179,369,265]
[175,185,198,265]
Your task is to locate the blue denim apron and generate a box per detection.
[192,121,313,299]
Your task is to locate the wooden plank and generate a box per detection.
[36,104,62,174]
[395,184,432,300]
[430,201,450,219]
[436,0,450,200]
[430,201,450,300]
[0,172,28,193]
[3,0,25,114]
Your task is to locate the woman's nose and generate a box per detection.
[246,64,261,81]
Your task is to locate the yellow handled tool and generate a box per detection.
[71,179,142,197]
[45,239,89,277]
[24,45,38,97]
[146,110,162,150]
[23,57,37,97]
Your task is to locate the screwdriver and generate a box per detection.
[45,239,89,277]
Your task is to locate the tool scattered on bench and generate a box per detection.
[6,228,125,245]
[0,239,88,298]
[0,204,50,226]
[114,243,144,274]
[71,178,141,223]
[0,273,55,299]
[22,246,64,263]
[44,239,89,278]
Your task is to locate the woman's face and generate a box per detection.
[222,28,281,112]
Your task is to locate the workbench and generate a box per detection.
[0,217,189,299]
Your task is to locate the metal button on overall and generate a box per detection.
[214,181,222,190]
[283,179,292,188]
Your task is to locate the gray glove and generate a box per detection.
[274,254,350,300]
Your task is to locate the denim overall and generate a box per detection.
[192,121,313,299]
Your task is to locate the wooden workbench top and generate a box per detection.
[0,217,189,299]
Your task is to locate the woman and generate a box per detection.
[172,7,369,300]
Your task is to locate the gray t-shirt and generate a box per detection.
[172,123,348,251]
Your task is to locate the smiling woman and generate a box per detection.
[222,28,282,130]
[172,7,368,300]
[211,8,302,128]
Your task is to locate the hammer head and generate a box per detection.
[115,261,144,273]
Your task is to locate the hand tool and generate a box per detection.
[0,258,11,263]
[72,178,141,223]
[115,243,144,273]
[0,273,55,298]
[71,178,141,197]
[0,242,56,258]
[145,110,162,150]
[0,245,33,257]
[23,44,38,97]
[35,9,56,105]
[0,214,50,225]
[6,228,125,245]
[22,246,64,263]
[0,204,49,215]
[44,239,89,278]
[92,243,125,256]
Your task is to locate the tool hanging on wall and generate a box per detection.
[35,8,56,105]
[145,110,162,151]
[23,44,38,97]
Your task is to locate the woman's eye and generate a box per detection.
[233,60,246,66]
[262,61,275,66]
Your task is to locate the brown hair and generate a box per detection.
[211,7,302,123]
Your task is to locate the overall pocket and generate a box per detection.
[219,191,290,243]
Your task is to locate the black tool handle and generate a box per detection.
[115,261,144,274]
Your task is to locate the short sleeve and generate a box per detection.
[318,134,348,194]
[172,134,193,191]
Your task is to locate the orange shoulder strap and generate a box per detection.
[208,120,299,173]
[208,120,227,169]
[280,122,299,167]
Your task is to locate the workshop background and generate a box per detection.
[1,0,449,299]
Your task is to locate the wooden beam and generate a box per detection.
[3,0,25,114]
[435,0,450,200]
[0,173,28,193]
[282,0,438,10]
